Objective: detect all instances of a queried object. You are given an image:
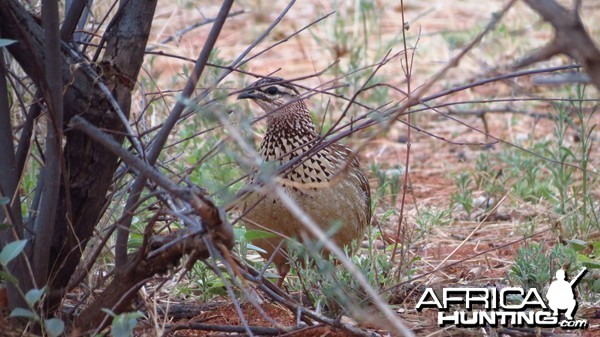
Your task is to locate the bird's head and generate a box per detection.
[237,77,305,114]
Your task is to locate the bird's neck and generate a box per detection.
[264,101,318,140]
[259,102,319,162]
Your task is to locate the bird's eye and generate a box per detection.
[265,86,278,95]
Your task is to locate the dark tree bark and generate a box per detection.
[0,0,157,312]
[0,0,239,333]
[49,0,158,309]
[0,24,28,312]
[32,0,64,293]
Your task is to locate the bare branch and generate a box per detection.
[147,10,246,51]
[70,116,229,238]
[14,94,42,182]
[32,0,64,288]
[519,0,600,90]
[532,72,590,85]
[70,115,233,331]
[0,25,28,312]
[114,0,235,268]
[0,34,22,230]
[61,0,89,41]
[165,323,285,335]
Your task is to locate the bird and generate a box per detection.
[237,77,371,286]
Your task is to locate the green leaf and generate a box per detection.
[25,287,46,307]
[593,279,600,293]
[246,243,267,254]
[380,209,395,221]
[410,256,422,264]
[593,241,600,255]
[10,307,38,320]
[0,271,19,285]
[0,39,16,48]
[101,308,116,317]
[44,318,65,337]
[233,227,245,240]
[244,229,277,241]
[568,239,588,252]
[111,311,145,337]
[0,239,27,266]
[0,223,12,230]
[578,255,600,269]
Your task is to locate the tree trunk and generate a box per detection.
[0,0,157,312]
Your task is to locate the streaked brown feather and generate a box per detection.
[237,77,371,283]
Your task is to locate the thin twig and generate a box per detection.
[164,323,285,335]
[391,0,415,265]
[69,116,222,233]
[147,10,245,51]
[114,0,234,268]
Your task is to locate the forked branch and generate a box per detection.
[70,115,233,332]
[517,0,600,90]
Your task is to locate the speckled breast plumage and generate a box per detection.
[243,113,370,264]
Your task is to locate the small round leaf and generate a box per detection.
[44,318,65,337]
[0,240,28,266]
[9,307,38,320]
[25,287,46,307]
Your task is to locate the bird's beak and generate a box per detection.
[237,90,258,100]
